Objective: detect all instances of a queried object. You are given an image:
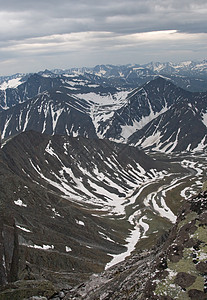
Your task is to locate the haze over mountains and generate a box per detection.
[1,60,207,152]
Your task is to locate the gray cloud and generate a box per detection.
[0,0,206,75]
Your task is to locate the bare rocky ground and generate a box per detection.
[1,189,205,300]
[49,191,207,300]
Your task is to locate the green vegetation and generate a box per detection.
[155,195,207,299]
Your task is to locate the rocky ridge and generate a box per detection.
[50,190,207,300]
[1,77,207,152]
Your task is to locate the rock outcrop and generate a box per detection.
[51,191,207,300]
[0,212,19,286]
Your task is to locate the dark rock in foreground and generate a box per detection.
[0,213,19,286]
[50,191,207,299]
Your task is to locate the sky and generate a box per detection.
[0,0,207,76]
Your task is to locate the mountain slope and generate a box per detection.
[0,72,119,111]
[98,77,207,152]
[0,73,64,110]
[129,102,207,152]
[1,77,207,152]
[0,131,168,288]
[52,60,207,91]
[98,77,181,141]
[0,132,207,298]
[145,60,207,77]
[0,88,96,139]
[56,190,207,300]
[1,59,207,112]
[127,79,207,152]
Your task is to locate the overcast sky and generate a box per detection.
[0,0,207,75]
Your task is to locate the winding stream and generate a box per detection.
[105,152,207,269]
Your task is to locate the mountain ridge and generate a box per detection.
[1,76,207,152]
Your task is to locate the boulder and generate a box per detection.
[188,288,207,299]
[174,272,196,289]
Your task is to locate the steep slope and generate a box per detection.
[0,73,125,140]
[127,80,207,152]
[145,60,207,77]
[129,102,207,152]
[53,61,207,91]
[1,77,207,152]
[97,77,175,141]
[0,88,96,139]
[99,77,207,150]
[1,131,207,298]
[1,60,207,111]
[0,72,119,111]
[0,73,64,110]
[0,131,169,288]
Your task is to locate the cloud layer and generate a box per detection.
[0,0,207,75]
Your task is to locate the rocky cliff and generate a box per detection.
[0,213,19,286]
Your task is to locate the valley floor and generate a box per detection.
[105,151,207,269]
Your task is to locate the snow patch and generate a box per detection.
[23,243,54,250]
[122,106,168,142]
[16,225,31,232]
[14,199,27,207]
[66,246,72,252]
[76,220,85,226]
[0,77,24,90]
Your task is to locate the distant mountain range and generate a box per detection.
[51,59,207,80]
[1,65,207,152]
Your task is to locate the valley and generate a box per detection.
[0,61,207,298]
[1,130,206,291]
[105,150,207,269]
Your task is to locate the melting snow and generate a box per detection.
[105,223,141,270]
[202,112,207,127]
[181,160,203,176]
[14,199,27,207]
[99,232,115,243]
[180,187,191,199]
[122,106,168,142]
[139,131,161,148]
[139,216,149,237]
[29,244,54,250]
[76,220,85,226]
[0,77,24,90]
[52,208,61,217]
[76,91,128,105]
[66,246,72,252]
[1,115,12,139]
[192,135,206,152]
[16,225,31,232]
